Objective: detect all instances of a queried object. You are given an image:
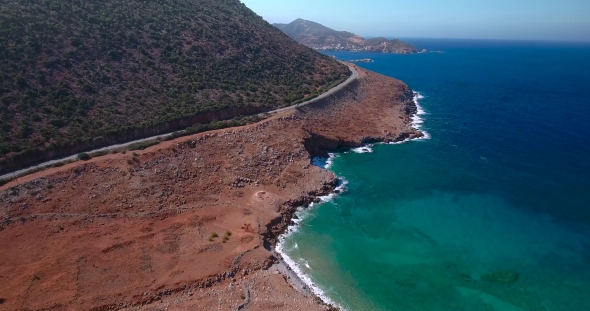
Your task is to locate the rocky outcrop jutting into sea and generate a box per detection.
[0,65,421,310]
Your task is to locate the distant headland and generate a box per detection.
[274,18,422,54]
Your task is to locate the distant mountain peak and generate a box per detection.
[274,19,418,54]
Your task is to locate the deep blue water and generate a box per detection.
[279,40,590,310]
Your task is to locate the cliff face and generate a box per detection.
[0,0,349,172]
[0,65,421,310]
[274,18,419,53]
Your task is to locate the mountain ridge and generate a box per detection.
[274,18,420,54]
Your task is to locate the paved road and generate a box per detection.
[270,64,358,113]
[1,65,358,181]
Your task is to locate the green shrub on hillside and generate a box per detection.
[128,141,159,151]
[0,0,349,168]
[77,153,91,161]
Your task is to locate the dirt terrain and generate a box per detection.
[0,66,422,311]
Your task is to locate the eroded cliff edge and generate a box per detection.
[0,66,421,311]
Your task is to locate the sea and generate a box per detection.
[277,39,590,311]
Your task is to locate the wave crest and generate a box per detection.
[275,180,348,310]
[411,91,431,140]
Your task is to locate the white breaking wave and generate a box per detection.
[312,152,337,169]
[411,91,431,140]
[275,180,349,310]
[388,91,430,145]
[351,145,373,153]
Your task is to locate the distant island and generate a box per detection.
[274,18,421,54]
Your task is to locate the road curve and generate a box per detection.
[1,64,358,181]
[269,63,358,113]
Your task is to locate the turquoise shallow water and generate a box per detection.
[279,40,590,310]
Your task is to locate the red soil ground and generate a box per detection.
[0,66,421,311]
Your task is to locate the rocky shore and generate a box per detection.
[0,65,421,311]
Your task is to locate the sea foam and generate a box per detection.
[275,180,349,310]
[351,146,373,153]
[411,92,431,140]
[311,152,337,169]
[389,92,430,145]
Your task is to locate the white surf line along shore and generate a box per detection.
[0,65,358,181]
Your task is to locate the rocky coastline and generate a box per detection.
[0,65,421,311]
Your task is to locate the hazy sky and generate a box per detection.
[241,0,590,42]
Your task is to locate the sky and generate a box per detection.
[240,0,590,42]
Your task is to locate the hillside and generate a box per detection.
[0,0,349,173]
[274,19,356,44]
[0,65,421,311]
[274,18,419,54]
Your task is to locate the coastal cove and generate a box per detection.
[2,0,589,309]
[279,40,590,310]
[0,65,421,310]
